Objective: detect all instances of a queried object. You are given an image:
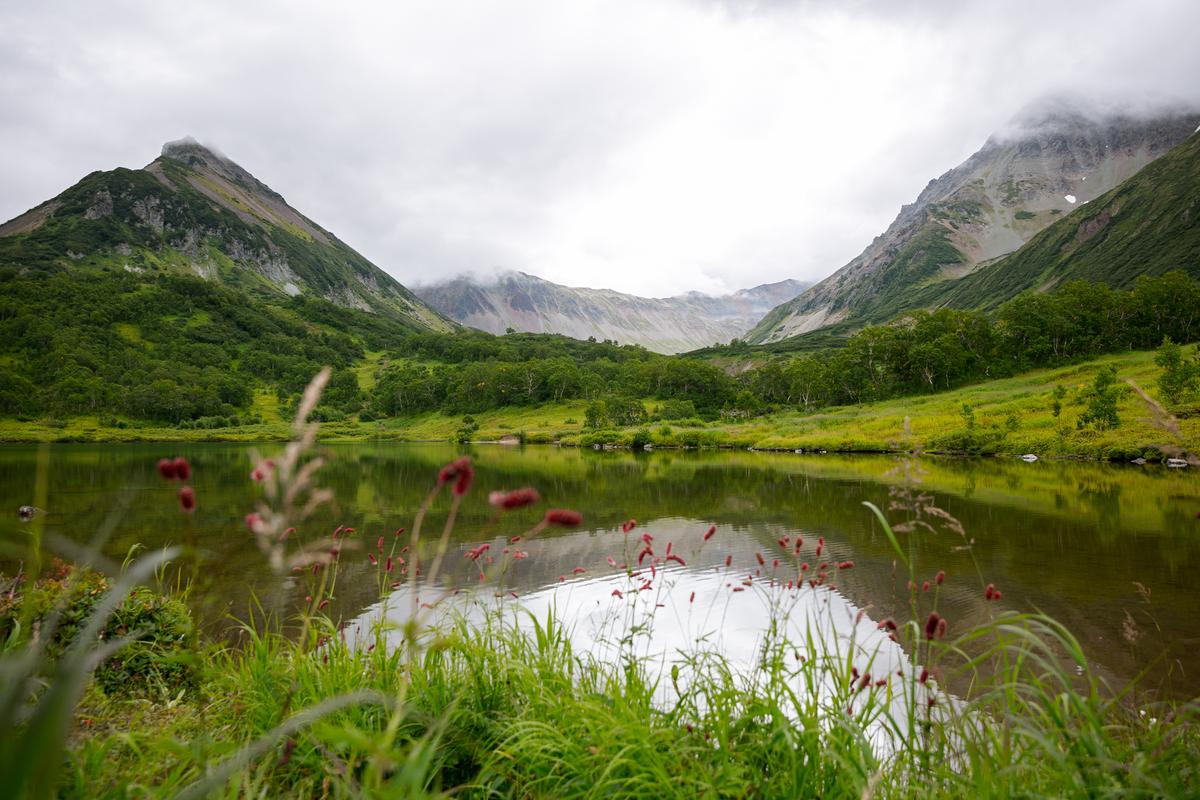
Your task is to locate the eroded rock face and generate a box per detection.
[747,99,1200,343]
[416,271,810,354]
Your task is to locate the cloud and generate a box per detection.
[1,0,1198,297]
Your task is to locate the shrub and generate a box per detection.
[0,561,198,697]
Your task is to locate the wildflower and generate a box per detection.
[985,583,998,601]
[732,587,745,593]
[385,557,393,573]
[703,524,716,541]
[819,561,828,571]
[922,581,930,593]
[178,486,196,513]
[924,612,941,639]
[245,513,261,532]
[838,561,854,570]
[778,537,789,548]
[545,508,583,527]
[689,591,695,603]
[772,559,780,569]
[724,555,732,567]
[801,562,809,572]
[607,556,617,567]
[611,589,623,598]
[919,668,929,684]
[641,532,653,545]
[858,672,872,691]
[157,458,178,480]
[377,536,384,554]
[394,527,405,537]
[318,599,330,610]
[794,537,803,554]
[489,487,540,510]
[512,551,529,559]
[936,618,948,639]
[623,519,638,533]
[756,552,765,566]
[935,569,946,585]
[368,553,377,565]
[993,590,1002,600]
[281,527,295,541]
[173,457,191,481]
[572,566,586,574]
[437,457,474,496]
[878,618,897,631]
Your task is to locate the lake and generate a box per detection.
[2,442,1198,698]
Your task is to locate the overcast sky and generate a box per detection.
[2,0,1198,297]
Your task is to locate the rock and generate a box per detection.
[1021,454,1039,462]
[1166,458,1189,468]
[1131,457,1147,465]
[18,505,38,522]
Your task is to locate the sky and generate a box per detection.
[2,0,1199,298]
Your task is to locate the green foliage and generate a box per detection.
[454,415,479,444]
[1077,366,1122,431]
[0,561,197,697]
[1155,336,1199,403]
[1014,210,1036,220]
[1051,385,1067,418]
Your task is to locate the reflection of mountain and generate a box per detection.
[1,442,1196,695]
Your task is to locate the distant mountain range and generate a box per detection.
[0,138,453,332]
[416,271,809,353]
[747,99,1200,344]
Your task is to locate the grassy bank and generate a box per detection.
[4,371,1199,798]
[3,350,1194,461]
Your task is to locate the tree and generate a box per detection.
[1154,337,1198,404]
[1077,366,1121,431]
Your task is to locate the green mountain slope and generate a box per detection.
[941,129,1200,309]
[746,103,1200,344]
[0,138,453,332]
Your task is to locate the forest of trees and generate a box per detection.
[1,264,1197,427]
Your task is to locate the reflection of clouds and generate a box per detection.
[355,518,951,753]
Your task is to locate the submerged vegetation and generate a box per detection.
[2,371,1198,797]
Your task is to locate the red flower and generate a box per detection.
[178,486,196,513]
[935,570,946,585]
[544,508,583,527]
[622,519,638,533]
[936,618,948,639]
[611,589,623,598]
[837,561,854,570]
[368,553,377,565]
[377,536,384,554]
[173,457,191,481]
[437,457,474,496]
[724,555,732,567]
[919,668,929,684]
[572,566,586,574]
[489,487,541,510]
[756,552,765,566]
[689,591,695,603]
[157,458,178,480]
[703,524,716,541]
[924,612,941,640]
[985,583,995,600]
[385,557,393,573]
[245,513,260,531]
[922,581,930,593]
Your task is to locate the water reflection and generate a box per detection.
[0,442,1197,696]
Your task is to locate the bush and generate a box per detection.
[0,561,198,697]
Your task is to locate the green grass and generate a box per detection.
[2,350,1195,460]
[54,581,1200,798]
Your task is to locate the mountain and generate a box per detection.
[746,99,1200,344]
[0,137,453,332]
[415,271,810,353]
[939,125,1200,309]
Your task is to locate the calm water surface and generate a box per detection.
[2,442,1198,697]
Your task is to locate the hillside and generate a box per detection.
[416,271,808,353]
[0,138,453,332]
[940,126,1200,308]
[747,100,1200,343]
